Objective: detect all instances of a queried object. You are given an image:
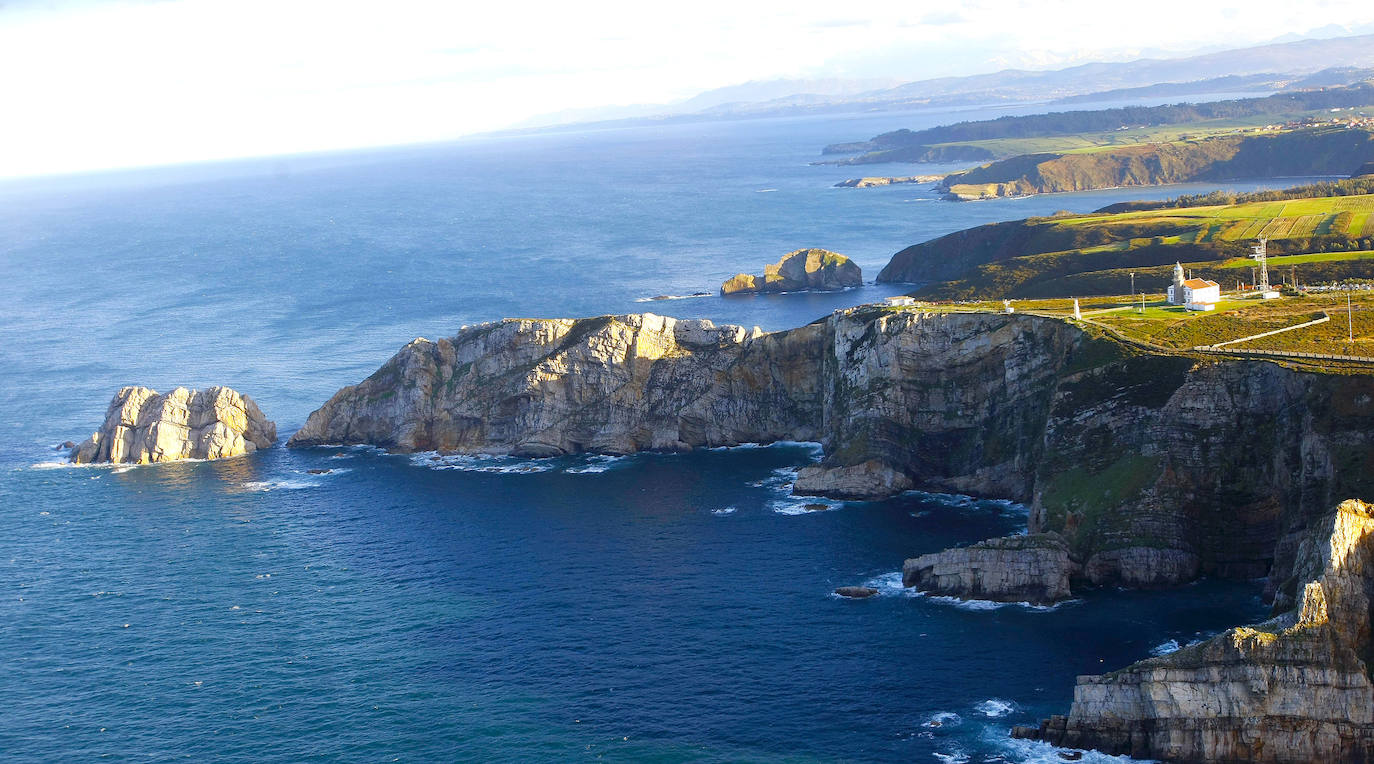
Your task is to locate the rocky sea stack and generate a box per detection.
[902,533,1076,605]
[70,386,276,464]
[720,248,862,295]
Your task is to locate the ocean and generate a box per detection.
[0,98,1297,761]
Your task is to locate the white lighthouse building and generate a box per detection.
[1166,262,1220,311]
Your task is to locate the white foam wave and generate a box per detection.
[924,711,963,728]
[995,734,1139,763]
[242,479,320,492]
[564,455,627,474]
[975,699,1017,718]
[770,496,842,515]
[905,490,1029,515]
[755,188,778,193]
[632,293,712,303]
[1150,639,1181,657]
[411,452,558,474]
[711,506,738,516]
[862,571,919,597]
[922,593,1072,612]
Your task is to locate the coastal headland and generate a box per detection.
[285,296,1374,759]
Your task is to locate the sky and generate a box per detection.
[3,0,1374,178]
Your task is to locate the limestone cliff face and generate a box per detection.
[902,533,1076,605]
[292,307,1374,595]
[71,386,276,464]
[1022,499,1374,762]
[720,248,862,295]
[288,314,824,454]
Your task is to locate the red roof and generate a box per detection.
[1182,278,1218,289]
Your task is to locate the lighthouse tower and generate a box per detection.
[1167,262,1186,305]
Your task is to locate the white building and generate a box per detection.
[1166,262,1221,311]
[884,295,916,307]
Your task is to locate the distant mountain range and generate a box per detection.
[491,34,1374,137]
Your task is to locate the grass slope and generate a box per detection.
[940,126,1374,200]
[879,191,1374,299]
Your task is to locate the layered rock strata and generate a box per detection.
[292,307,1374,593]
[720,248,862,295]
[1019,499,1374,762]
[902,533,1076,605]
[71,386,276,464]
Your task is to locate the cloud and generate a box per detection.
[3,0,1374,177]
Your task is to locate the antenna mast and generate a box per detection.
[1251,239,1271,292]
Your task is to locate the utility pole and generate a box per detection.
[1350,291,1355,343]
[1130,272,1135,301]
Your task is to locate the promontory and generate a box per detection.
[288,305,1374,760]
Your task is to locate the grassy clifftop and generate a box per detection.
[941,126,1374,200]
[878,184,1374,298]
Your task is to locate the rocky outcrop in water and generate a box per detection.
[1019,499,1374,762]
[833,175,944,188]
[902,533,1076,605]
[71,386,276,464]
[720,248,862,295]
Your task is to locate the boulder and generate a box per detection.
[70,386,275,464]
[720,248,862,295]
[834,586,879,598]
[902,533,1077,605]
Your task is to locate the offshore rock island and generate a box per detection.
[71,386,276,464]
[290,304,1374,760]
[719,248,862,294]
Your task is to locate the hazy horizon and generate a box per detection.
[4,0,1374,179]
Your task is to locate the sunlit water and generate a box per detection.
[0,99,1296,761]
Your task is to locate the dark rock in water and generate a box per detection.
[834,586,879,598]
[58,441,76,450]
[690,291,710,297]
[650,295,672,301]
[306,468,331,474]
[1057,752,1083,761]
[802,503,830,512]
[1009,725,1039,740]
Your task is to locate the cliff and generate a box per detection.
[720,248,862,295]
[939,127,1374,200]
[291,308,1374,593]
[71,386,276,464]
[288,314,821,454]
[1019,499,1374,762]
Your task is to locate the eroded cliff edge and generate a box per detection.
[1018,499,1374,762]
[291,307,1374,590]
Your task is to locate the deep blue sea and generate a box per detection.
[0,99,1300,762]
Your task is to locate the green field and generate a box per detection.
[923,109,1374,160]
[1047,196,1374,245]
[1217,250,1374,268]
[890,292,1374,358]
